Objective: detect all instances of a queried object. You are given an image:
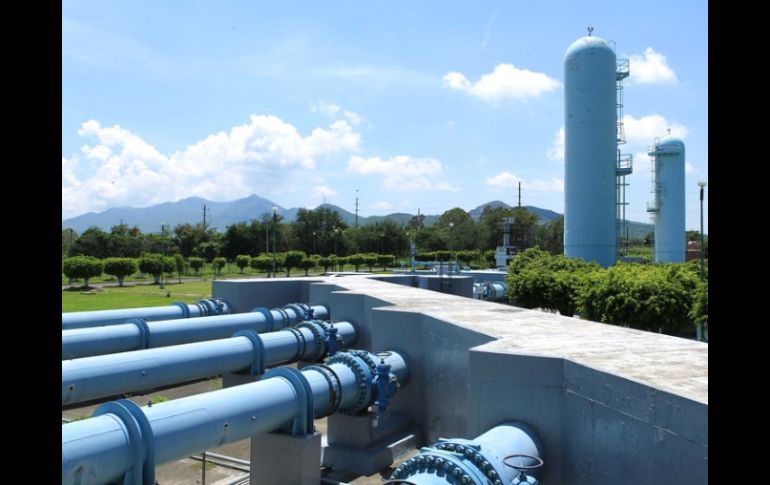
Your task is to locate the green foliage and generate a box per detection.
[349,253,365,272]
[138,253,176,284]
[63,256,104,288]
[689,281,708,331]
[434,250,451,262]
[576,263,700,334]
[415,251,436,261]
[235,254,251,273]
[363,253,378,272]
[299,257,315,276]
[283,250,306,277]
[188,257,205,274]
[506,248,596,316]
[319,256,331,272]
[456,249,481,268]
[250,255,273,274]
[377,254,395,270]
[150,395,169,404]
[173,254,186,283]
[102,257,137,287]
[212,257,227,275]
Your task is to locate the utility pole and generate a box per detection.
[202,204,210,230]
[517,182,522,207]
[355,189,359,228]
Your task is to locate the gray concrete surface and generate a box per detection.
[213,275,707,483]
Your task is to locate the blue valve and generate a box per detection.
[373,352,399,423]
[325,324,339,356]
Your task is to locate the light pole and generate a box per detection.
[271,206,278,278]
[448,222,454,276]
[159,224,168,289]
[333,228,340,271]
[312,231,317,255]
[697,181,707,282]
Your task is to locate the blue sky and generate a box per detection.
[62,0,708,231]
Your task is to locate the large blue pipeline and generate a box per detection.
[62,298,233,329]
[62,349,409,485]
[62,303,329,359]
[388,422,543,485]
[62,320,357,405]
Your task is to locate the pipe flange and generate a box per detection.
[282,326,307,362]
[274,307,291,329]
[126,318,150,350]
[303,363,342,415]
[92,399,155,485]
[171,301,191,318]
[282,303,308,323]
[325,351,373,414]
[295,320,324,360]
[250,307,275,332]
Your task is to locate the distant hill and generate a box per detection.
[62,195,652,237]
[468,200,561,223]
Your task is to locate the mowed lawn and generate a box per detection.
[62,281,214,312]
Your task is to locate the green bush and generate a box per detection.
[689,281,708,332]
[235,255,251,273]
[250,255,273,274]
[377,254,395,270]
[102,257,137,287]
[348,254,365,272]
[212,257,227,276]
[576,263,699,334]
[188,257,204,274]
[283,251,306,277]
[299,257,315,276]
[63,256,104,288]
[138,253,176,284]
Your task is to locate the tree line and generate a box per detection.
[63,205,565,261]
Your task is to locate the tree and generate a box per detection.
[363,253,378,272]
[173,223,216,258]
[69,226,111,259]
[689,281,708,334]
[102,257,137,287]
[250,255,273,275]
[189,257,204,275]
[212,257,227,277]
[293,207,348,256]
[138,253,175,284]
[319,256,332,272]
[283,250,306,277]
[377,254,395,270]
[235,255,251,273]
[299,257,315,276]
[173,254,186,283]
[348,254,364,272]
[438,207,471,227]
[63,256,103,288]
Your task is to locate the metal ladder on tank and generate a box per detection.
[615,58,632,257]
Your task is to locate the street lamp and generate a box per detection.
[271,206,278,278]
[160,224,168,289]
[333,228,340,271]
[697,181,707,282]
[448,222,454,276]
[312,231,317,255]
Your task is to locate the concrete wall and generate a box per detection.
[212,275,708,482]
[212,278,320,313]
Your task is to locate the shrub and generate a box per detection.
[102,257,137,287]
[63,256,103,288]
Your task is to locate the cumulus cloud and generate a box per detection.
[312,185,338,199]
[547,126,565,161]
[628,47,677,84]
[62,116,361,219]
[549,115,687,164]
[443,63,559,104]
[311,101,363,126]
[372,201,393,210]
[486,171,564,192]
[685,162,697,174]
[347,155,457,191]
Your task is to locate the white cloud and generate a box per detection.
[547,126,565,161]
[685,162,697,174]
[372,201,393,210]
[622,114,687,146]
[62,116,361,219]
[486,171,564,192]
[347,155,457,191]
[310,101,341,117]
[312,185,338,199]
[311,101,363,126]
[343,111,362,125]
[443,63,559,104]
[628,47,677,84]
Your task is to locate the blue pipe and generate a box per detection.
[62,298,233,329]
[62,303,330,359]
[62,349,409,485]
[388,422,543,485]
[62,320,357,405]
[481,282,507,302]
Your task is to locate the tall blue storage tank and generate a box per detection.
[648,135,686,262]
[564,35,617,267]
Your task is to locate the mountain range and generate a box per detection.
[62,194,652,239]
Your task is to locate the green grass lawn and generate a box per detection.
[62,281,215,312]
